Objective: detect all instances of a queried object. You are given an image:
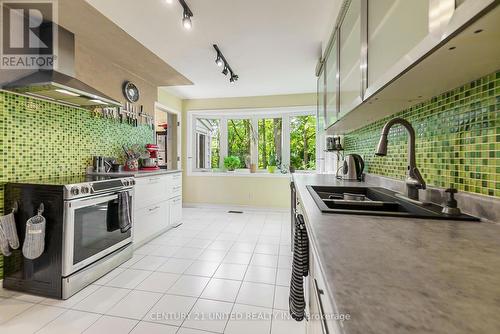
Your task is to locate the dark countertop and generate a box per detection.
[292,173,500,334]
[88,169,182,178]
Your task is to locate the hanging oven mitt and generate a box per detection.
[0,211,20,249]
[0,224,11,256]
[22,204,46,260]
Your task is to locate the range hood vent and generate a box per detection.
[1,23,121,108]
[3,70,121,107]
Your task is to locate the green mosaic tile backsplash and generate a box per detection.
[344,71,500,197]
[0,91,153,278]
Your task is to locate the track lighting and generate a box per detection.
[213,44,239,83]
[178,0,193,30]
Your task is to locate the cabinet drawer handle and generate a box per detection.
[149,177,161,183]
[173,186,182,190]
[149,206,160,212]
[314,279,329,334]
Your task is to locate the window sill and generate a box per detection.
[188,170,293,178]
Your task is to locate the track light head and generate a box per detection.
[230,74,239,83]
[216,57,224,67]
[182,11,192,30]
[179,0,193,30]
[165,0,173,4]
[222,67,228,75]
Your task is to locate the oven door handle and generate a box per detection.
[67,190,131,209]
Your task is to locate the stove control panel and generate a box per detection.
[64,177,135,200]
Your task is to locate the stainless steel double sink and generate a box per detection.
[307,186,479,221]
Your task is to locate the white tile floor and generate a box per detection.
[0,207,305,334]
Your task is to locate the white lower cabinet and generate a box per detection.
[133,172,182,246]
[134,200,169,245]
[134,176,169,209]
[169,196,182,226]
[303,209,342,334]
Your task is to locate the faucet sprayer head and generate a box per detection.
[375,134,388,156]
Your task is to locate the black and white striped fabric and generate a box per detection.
[289,213,309,321]
[118,192,132,233]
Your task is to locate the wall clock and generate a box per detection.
[123,81,140,103]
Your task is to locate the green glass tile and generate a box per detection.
[344,70,499,200]
[0,92,154,278]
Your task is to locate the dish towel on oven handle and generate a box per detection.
[118,192,132,233]
[289,213,309,321]
[22,205,46,260]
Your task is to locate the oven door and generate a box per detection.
[62,189,133,277]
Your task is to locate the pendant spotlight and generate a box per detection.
[213,44,239,83]
[178,0,193,30]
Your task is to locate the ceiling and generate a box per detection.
[85,0,336,99]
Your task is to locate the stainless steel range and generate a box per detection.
[3,175,136,299]
[62,176,135,297]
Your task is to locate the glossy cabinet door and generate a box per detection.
[134,200,169,245]
[325,38,338,128]
[367,0,429,87]
[169,196,182,226]
[317,67,326,130]
[339,0,362,118]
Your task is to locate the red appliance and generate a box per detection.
[141,144,160,171]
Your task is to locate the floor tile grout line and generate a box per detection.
[0,300,39,325]
[269,248,283,334]
[134,232,234,331]
[174,215,256,332]
[220,242,255,334]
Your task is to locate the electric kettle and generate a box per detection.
[342,154,364,181]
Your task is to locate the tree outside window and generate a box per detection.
[290,115,316,170]
[227,119,251,169]
[258,118,282,168]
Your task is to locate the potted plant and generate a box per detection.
[244,155,257,173]
[267,154,277,174]
[224,156,241,171]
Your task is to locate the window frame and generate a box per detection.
[187,106,317,176]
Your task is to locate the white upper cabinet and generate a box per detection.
[325,38,338,128]
[317,68,326,130]
[367,0,429,87]
[339,0,362,118]
[319,0,498,132]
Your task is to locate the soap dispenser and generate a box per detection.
[442,188,461,216]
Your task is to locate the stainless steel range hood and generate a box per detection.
[3,70,121,107]
[2,25,121,108]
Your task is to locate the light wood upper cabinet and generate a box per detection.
[339,0,362,118]
[367,0,429,87]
